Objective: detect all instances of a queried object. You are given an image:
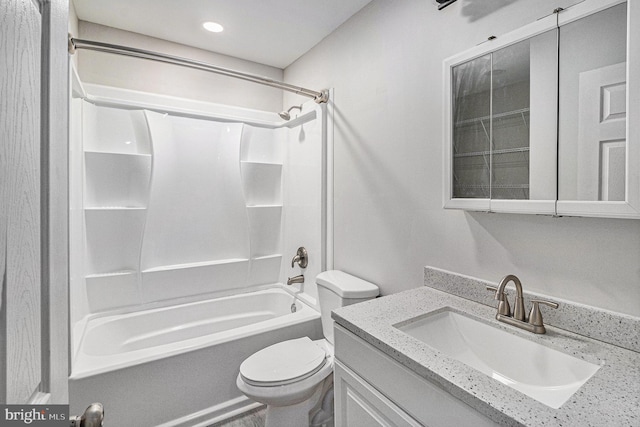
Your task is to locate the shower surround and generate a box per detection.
[69,83,327,425]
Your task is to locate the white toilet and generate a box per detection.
[236,270,379,427]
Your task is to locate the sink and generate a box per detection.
[394,308,602,409]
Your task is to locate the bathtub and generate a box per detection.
[69,286,322,427]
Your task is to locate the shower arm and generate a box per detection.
[68,36,329,104]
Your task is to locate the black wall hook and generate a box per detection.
[437,0,458,10]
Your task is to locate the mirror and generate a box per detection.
[447,29,558,212]
[558,3,628,202]
[445,0,639,217]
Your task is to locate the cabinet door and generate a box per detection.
[334,361,422,427]
[444,22,558,215]
[556,0,640,218]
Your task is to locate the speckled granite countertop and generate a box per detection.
[332,286,640,427]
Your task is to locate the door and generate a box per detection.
[334,362,423,427]
[577,62,627,201]
[0,0,69,404]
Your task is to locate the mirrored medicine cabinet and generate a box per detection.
[443,0,640,218]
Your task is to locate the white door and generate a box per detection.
[1,0,69,404]
[578,62,627,201]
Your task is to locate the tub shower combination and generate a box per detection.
[69,84,326,426]
[70,287,321,426]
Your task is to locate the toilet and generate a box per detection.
[236,270,379,427]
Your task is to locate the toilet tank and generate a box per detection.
[316,270,379,345]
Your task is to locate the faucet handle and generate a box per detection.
[528,299,559,329]
[291,247,308,268]
[486,286,510,316]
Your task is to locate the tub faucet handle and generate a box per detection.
[291,247,308,268]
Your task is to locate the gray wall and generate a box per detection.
[284,0,640,316]
[76,21,285,112]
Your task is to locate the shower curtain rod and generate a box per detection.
[68,37,329,104]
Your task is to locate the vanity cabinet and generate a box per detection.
[334,325,498,427]
[443,0,640,218]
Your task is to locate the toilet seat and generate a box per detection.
[240,337,327,387]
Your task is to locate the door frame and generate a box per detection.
[38,0,70,404]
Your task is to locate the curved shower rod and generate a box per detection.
[68,36,329,104]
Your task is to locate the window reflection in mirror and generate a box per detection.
[558,3,627,202]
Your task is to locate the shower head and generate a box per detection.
[279,105,302,121]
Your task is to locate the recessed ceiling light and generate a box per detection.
[203,22,224,33]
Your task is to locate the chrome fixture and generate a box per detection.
[291,246,308,268]
[279,105,302,121]
[487,275,558,334]
[68,37,329,104]
[70,403,104,427]
[287,275,305,286]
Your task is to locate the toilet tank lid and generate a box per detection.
[316,270,379,298]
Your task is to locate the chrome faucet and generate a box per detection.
[287,275,304,286]
[496,274,526,321]
[487,274,558,334]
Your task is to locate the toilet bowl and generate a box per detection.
[236,270,379,427]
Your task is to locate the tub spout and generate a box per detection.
[287,275,304,286]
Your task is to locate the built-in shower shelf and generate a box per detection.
[253,254,282,261]
[142,258,250,273]
[84,150,151,158]
[85,207,147,210]
[246,204,283,208]
[84,150,152,208]
[86,270,137,279]
[241,160,282,166]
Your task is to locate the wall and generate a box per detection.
[280,101,327,306]
[284,0,640,316]
[76,21,284,112]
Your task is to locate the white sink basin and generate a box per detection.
[394,308,602,409]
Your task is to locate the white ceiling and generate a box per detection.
[72,0,373,69]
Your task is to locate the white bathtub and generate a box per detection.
[69,286,322,427]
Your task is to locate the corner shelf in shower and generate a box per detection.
[240,160,282,166]
[84,207,147,211]
[84,151,152,208]
[85,270,137,279]
[241,161,283,207]
[253,254,282,261]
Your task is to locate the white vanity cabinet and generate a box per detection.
[333,325,498,427]
[443,0,640,218]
